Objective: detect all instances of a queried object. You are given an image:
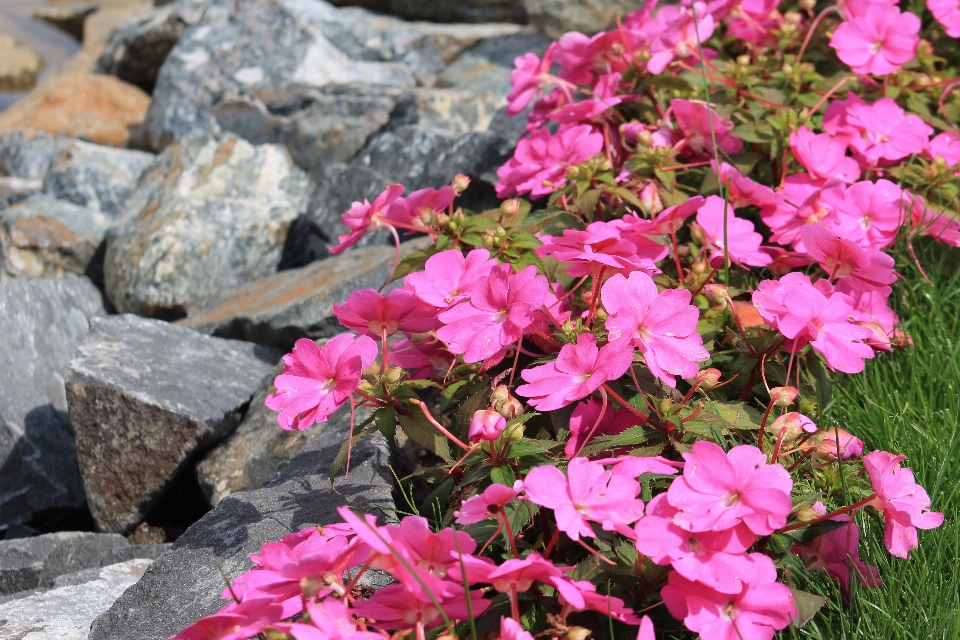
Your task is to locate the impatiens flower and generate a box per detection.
[437,264,548,364]
[351,583,489,630]
[522,457,646,540]
[752,272,875,373]
[462,553,567,593]
[661,554,796,640]
[404,248,498,309]
[648,4,715,75]
[715,162,779,211]
[667,440,793,535]
[790,127,861,183]
[333,289,438,339]
[829,4,920,76]
[836,280,898,334]
[864,450,945,558]
[770,412,817,442]
[671,99,744,157]
[907,192,960,248]
[266,335,378,430]
[635,494,762,594]
[843,98,932,165]
[469,408,507,442]
[172,597,284,640]
[506,49,554,116]
[695,196,773,268]
[496,125,604,198]
[601,271,709,387]
[272,599,385,640]
[799,224,897,292]
[455,483,519,525]
[536,221,662,279]
[818,179,905,251]
[499,617,535,640]
[330,184,405,255]
[384,186,453,229]
[389,335,455,379]
[549,575,642,623]
[760,174,837,249]
[565,397,641,457]
[929,0,960,36]
[812,427,865,460]
[925,131,960,174]
[550,72,625,124]
[515,333,634,411]
[792,515,880,602]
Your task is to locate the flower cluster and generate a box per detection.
[176,0,956,638]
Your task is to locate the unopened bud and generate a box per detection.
[357,380,376,396]
[784,10,802,24]
[782,62,793,74]
[794,504,822,523]
[501,198,522,217]
[917,39,933,58]
[451,173,471,195]
[469,408,507,443]
[504,420,526,440]
[635,129,654,147]
[690,223,706,245]
[736,54,750,67]
[491,384,511,407]
[657,398,673,414]
[799,0,815,10]
[856,321,892,352]
[769,386,799,407]
[812,428,864,461]
[771,412,816,443]
[500,397,524,419]
[639,182,663,215]
[691,261,708,276]
[695,368,722,389]
[702,284,728,309]
[300,576,325,599]
[566,627,591,640]
[382,367,405,385]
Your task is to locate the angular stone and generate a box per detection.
[0,73,151,148]
[0,275,105,527]
[0,130,68,181]
[437,31,553,97]
[0,532,127,595]
[103,133,310,318]
[0,176,42,209]
[66,314,282,533]
[32,3,100,41]
[0,34,43,92]
[0,558,153,639]
[89,419,393,640]
[144,0,520,149]
[522,0,645,38]
[96,0,206,92]
[0,194,112,280]
[178,242,402,348]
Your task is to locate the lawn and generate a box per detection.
[787,240,960,640]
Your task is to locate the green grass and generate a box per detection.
[787,241,960,640]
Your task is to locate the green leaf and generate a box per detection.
[490,465,517,486]
[375,406,397,443]
[391,243,440,282]
[784,518,847,546]
[699,401,764,431]
[789,587,829,628]
[399,414,452,462]
[504,438,558,458]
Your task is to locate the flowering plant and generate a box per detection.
[174,0,959,638]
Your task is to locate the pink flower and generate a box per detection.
[818,179,904,251]
[455,483,519,525]
[351,583,489,630]
[770,412,817,441]
[843,98,932,165]
[792,515,880,602]
[389,335,455,379]
[496,125,604,198]
[752,273,876,373]
[565,397,641,457]
[469,408,507,442]
[515,333,634,411]
[331,184,405,255]
[384,186,453,229]
[864,450,945,558]
[695,196,773,268]
[272,599,384,640]
[462,553,567,593]
[661,554,796,640]
[671,99,744,157]
[549,575,642,624]
[506,50,554,116]
[667,440,793,535]
[759,174,835,249]
[929,0,960,37]
[836,280,898,334]
[789,127,861,183]
[601,271,709,387]
[536,221,661,279]
[334,289,438,339]
[813,427,864,460]
[499,617,534,640]
[799,224,897,292]
[549,72,625,124]
[829,4,920,76]
[404,248,498,309]
[436,264,548,364]
[716,162,779,211]
[635,494,762,594]
[925,131,960,173]
[522,457,646,540]
[907,192,960,248]
[648,4,715,75]
[266,335,378,430]
[172,598,285,640]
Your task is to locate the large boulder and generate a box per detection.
[65,314,282,533]
[0,275,105,528]
[103,133,310,319]
[0,532,128,595]
[143,0,520,149]
[522,0,645,38]
[329,0,528,23]
[88,418,393,640]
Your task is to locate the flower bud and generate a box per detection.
[504,420,525,440]
[635,129,654,147]
[812,428,864,461]
[451,173,471,195]
[771,412,816,443]
[501,198,522,217]
[620,120,646,143]
[469,408,507,442]
[300,575,326,599]
[566,628,591,640]
[769,386,799,407]
[357,380,376,396]
[382,367,405,385]
[793,503,822,523]
[702,284,728,309]
[491,384,524,419]
[695,368,722,389]
[736,54,751,66]
[690,261,708,275]
[690,223,706,245]
[855,321,892,352]
[799,0,815,10]
[491,384,511,407]
[639,182,663,215]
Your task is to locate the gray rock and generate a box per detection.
[522,0,644,38]
[0,131,68,181]
[0,194,113,281]
[0,176,42,209]
[0,275,105,527]
[0,531,127,595]
[88,419,394,640]
[65,314,282,533]
[0,558,152,639]
[96,0,207,92]
[105,543,171,565]
[385,0,528,23]
[437,31,553,96]
[32,3,99,41]
[103,133,310,319]
[144,0,520,149]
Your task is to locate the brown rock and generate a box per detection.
[0,73,149,148]
[0,35,44,92]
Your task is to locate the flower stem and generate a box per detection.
[781,493,877,533]
[412,400,470,451]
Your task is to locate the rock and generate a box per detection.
[522,0,645,38]
[0,275,105,527]
[144,0,520,150]
[0,130,68,181]
[88,418,393,640]
[437,31,552,96]
[0,34,43,93]
[83,0,156,50]
[103,133,310,319]
[33,3,100,41]
[96,0,207,93]
[0,531,126,595]
[0,176,42,209]
[0,194,112,281]
[0,558,152,639]
[106,543,171,565]
[42,139,154,215]
[179,241,405,348]
[0,73,150,148]
[386,0,528,23]
[66,314,282,533]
